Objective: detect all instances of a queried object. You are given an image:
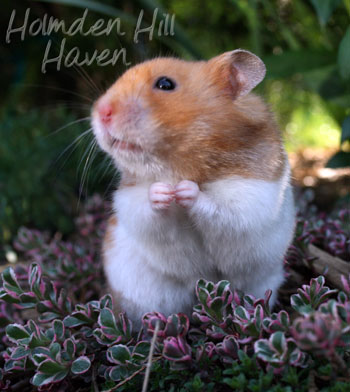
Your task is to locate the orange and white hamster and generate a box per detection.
[91,49,295,326]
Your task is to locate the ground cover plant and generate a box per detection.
[0,193,349,391]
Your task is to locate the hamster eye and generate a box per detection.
[154,76,176,91]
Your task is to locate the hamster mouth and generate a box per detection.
[109,136,143,153]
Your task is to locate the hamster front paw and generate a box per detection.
[149,182,175,210]
[175,180,200,208]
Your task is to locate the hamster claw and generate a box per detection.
[149,182,175,210]
[175,180,200,209]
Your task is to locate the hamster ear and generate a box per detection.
[209,49,266,98]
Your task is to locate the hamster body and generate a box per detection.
[92,50,295,327]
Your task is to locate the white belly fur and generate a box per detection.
[104,166,295,324]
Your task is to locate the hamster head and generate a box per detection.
[92,49,282,182]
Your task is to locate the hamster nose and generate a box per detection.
[98,102,114,124]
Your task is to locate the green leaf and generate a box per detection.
[53,320,65,340]
[29,264,42,299]
[0,291,20,304]
[50,342,61,359]
[270,332,286,354]
[38,312,61,323]
[32,370,68,387]
[100,294,113,309]
[315,275,325,286]
[341,116,350,144]
[338,27,350,80]
[32,373,56,387]
[71,356,91,374]
[99,308,116,328]
[107,345,131,364]
[235,306,250,321]
[196,279,206,290]
[38,359,67,375]
[53,370,70,382]
[290,294,313,314]
[197,288,209,307]
[2,267,20,288]
[64,338,76,359]
[209,298,224,316]
[254,340,274,361]
[109,366,126,382]
[2,267,23,295]
[63,312,92,327]
[310,0,341,26]
[11,346,30,360]
[32,353,50,365]
[6,324,30,341]
[19,292,37,308]
[278,311,289,328]
[216,280,230,297]
[326,151,350,168]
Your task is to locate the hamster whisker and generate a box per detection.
[46,117,92,138]
[77,135,96,174]
[78,139,98,204]
[16,102,91,127]
[94,154,114,184]
[40,101,92,111]
[50,128,93,190]
[20,83,94,103]
[104,167,120,199]
[83,142,99,194]
[53,128,93,168]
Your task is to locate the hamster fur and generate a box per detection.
[91,50,296,327]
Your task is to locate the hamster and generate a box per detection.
[91,49,295,327]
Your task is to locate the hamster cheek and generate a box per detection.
[175,180,200,209]
[149,182,175,211]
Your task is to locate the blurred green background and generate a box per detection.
[1,0,349,247]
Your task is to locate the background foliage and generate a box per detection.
[1,0,349,246]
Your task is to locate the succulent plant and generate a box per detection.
[291,276,338,314]
[0,194,349,390]
[254,331,308,373]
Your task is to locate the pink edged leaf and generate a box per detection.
[71,356,91,375]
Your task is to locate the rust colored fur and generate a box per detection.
[102,215,124,312]
[103,215,117,251]
[99,55,285,185]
